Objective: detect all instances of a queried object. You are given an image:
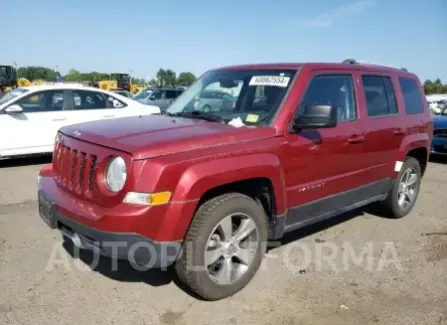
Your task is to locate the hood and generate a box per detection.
[59,115,276,160]
[433,115,447,129]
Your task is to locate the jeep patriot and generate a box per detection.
[37,59,433,300]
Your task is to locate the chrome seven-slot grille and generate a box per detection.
[54,143,98,195]
[433,129,447,137]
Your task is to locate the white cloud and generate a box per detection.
[295,0,376,28]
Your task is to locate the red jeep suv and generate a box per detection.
[38,60,433,300]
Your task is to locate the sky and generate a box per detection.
[3,0,446,82]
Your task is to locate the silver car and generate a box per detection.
[145,88,184,111]
[134,88,154,104]
[192,90,236,112]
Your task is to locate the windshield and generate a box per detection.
[166,69,297,126]
[134,89,152,99]
[0,88,29,105]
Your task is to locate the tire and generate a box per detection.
[175,193,268,300]
[381,157,422,219]
[202,105,211,112]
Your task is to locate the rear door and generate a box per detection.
[283,71,371,227]
[63,89,128,124]
[358,74,405,180]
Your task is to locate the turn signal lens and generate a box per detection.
[123,191,171,206]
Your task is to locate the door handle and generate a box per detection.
[393,128,406,135]
[103,115,115,118]
[347,135,365,144]
[52,118,67,121]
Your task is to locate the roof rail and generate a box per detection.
[342,59,408,72]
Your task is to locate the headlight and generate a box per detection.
[105,156,127,192]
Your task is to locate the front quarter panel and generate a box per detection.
[130,151,287,241]
[173,153,286,213]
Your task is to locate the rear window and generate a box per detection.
[398,77,425,114]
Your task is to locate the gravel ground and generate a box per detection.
[1,155,446,325]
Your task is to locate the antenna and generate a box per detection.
[342,59,408,72]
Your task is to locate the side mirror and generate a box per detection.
[5,104,23,114]
[148,95,155,101]
[293,105,337,131]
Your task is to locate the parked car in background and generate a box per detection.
[112,90,134,99]
[144,87,184,111]
[427,94,447,114]
[37,59,432,300]
[190,90,236,112]
[431,105,447,156]
[134,87,154,104]
[0,85,160,159]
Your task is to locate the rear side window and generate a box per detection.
[165,90,178,99]
[362,75,398,117]
[398,77,424,114]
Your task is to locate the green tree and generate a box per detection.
[164,69,177,87]
[17,66,56,81]
[424,78,447,94]
[155,69,167,86]
[176,72,196,86]
[155,68,177,87]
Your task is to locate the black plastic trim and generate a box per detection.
[38,190,182,268]
[269,179,391,238]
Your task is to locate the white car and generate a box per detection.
[0,84,160,159]
[427,94,447,114]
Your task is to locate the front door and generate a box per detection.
[0,90,67,156]
[282,71,370,228]
[146,89,164,108]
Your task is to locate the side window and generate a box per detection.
[383,77,398,114]
[165,90,178,99]
[72,90,125,110]
[362,75,398,117]
[151,90,162,100]
[15,91,64,113]
[398,77,424,114]
[299,74,357,121]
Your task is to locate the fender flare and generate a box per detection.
[396,133,430,163]
[172,153,287,215]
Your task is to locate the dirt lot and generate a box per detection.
[1,156,446,325]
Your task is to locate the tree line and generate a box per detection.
[16,66,197,87]
[423,79,447,95]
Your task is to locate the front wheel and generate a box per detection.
[175,193,268,300]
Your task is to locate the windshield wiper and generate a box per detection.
[167,111,225,123]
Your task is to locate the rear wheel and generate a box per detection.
[175,193,268,300]
[381,157,422,218]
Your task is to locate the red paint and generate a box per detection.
[38,62,432,242]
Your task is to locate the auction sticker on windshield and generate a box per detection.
[249,75,290,87]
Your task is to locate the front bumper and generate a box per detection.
[38,188,182,269]
[431,137,447,156]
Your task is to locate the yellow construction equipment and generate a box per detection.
[17,78,31,87]
[91,73,140,94]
